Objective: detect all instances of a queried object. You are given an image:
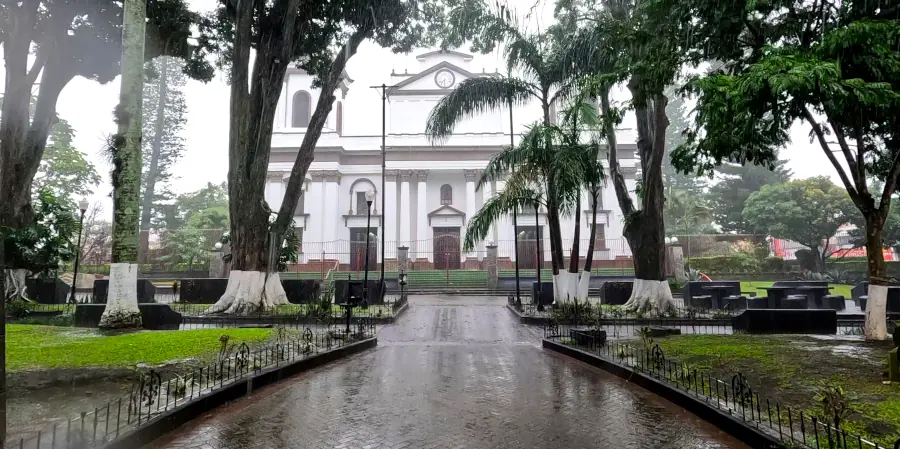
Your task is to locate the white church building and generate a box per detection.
[264,49,639,271]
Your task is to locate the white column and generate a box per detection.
[464,169,478,259]
[416,170,430,261]
[496,180,510,258]
[323,172,340,260]
[265,173,285,211]
[481,180,494,257]
[306,177,324,258]
[399,170,412,247]
[385,170,398,257]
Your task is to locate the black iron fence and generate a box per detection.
[13,288,407,330]
[545,335,893,449]
[520,296,867,337]
[7,318,377,449]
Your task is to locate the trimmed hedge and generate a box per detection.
[687,255,785,274]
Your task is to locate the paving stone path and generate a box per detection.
[149,296,748,449]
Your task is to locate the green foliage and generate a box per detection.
[662,84,707,195]
[2,189,79,277]
[141,56,190,228]
[664,187,714,235]
[157,182,228,230]
[33,118,101,207]
[744,177,856,271]
[815,384,853,429]
[667,0,900,281]
[706,159,793,234]
[688,254,785,275]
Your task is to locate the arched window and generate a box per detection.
[291,91,311,128]
[440,184,453,205]
[336,101,343,135]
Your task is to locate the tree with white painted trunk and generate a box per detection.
[99,0,148,330]
[455,100,604,305]
[563,0,682,313]
[427,8,596,303]
[197,0,451,315]
[659,0,900,340]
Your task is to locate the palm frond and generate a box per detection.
[426,76,536,142]
[505,34,547,83]
[463,185,540,251]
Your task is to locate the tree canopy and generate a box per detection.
[707,157,792,234]
[744,177,855,270]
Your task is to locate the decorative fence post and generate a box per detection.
[209,250,225,278]
[397,246,409,275]
[486,243,498,291]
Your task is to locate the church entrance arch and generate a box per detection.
[433,227,461,270]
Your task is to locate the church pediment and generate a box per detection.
[428,205,466,227]
[391,61,493,96]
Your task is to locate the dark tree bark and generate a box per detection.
[601,84,668,282]
[271,29,368,247]
[140,56,170,262]
[569,195,581,274]
[226,0,301,272]
[582,190,599,272]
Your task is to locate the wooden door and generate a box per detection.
[433,227,461,269]
[516,226,543,270]
[350,227,377,272]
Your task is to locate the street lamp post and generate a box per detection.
[70,199,90,304]
[346,190,376,334]
[534,204,544,311]
[362,190,375,305]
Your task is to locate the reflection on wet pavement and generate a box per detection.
[150,295,748,449]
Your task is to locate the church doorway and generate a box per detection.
[433,227,461,270]
[349,227,377,272]
[516,226,543,270]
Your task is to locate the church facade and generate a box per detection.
[264,50,639,270]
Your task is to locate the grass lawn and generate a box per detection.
[7,325,278,372]
[644,334,896,446]
[740,281,853,299]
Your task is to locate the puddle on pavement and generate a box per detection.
[788,336,884,363]
[8,380,134,444]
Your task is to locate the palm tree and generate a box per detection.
[426,21,587,302]
[664,188,713,235]
[460,122,585,303]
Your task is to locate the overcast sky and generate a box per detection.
[0,0,843,214]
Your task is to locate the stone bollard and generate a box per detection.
[486,244,498,290]
[209,251,225,278]
[397,246,409,274]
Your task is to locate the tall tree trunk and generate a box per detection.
[601,83,674,313]
[271,29,368,246]
[140,57,170,263]
[99,0,146,329]
[207,0,301,315]
[864,214,890,340]
[568,195,582,301]
[577,190,600,301]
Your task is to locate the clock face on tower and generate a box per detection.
[434,69,456,89]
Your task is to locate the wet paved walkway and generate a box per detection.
[150,296,748,449]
